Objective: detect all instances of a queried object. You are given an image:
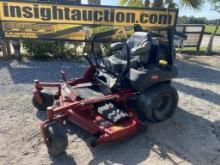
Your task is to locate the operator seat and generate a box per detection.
[103,32,152,74]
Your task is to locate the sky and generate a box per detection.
[81,0,219,20]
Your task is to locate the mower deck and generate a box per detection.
[37,68,144,146]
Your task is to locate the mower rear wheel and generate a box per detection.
[32,90,54,111]
[44,122,68,156]
[137,83,178,123]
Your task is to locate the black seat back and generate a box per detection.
[103,32,152,74]
[126,32,151,50]
[126,32,152,66]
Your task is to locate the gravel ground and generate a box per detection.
[0,57,220,165]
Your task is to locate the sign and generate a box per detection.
[0,0,178,41]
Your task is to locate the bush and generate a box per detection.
[22,40,81,59]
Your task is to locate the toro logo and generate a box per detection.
[151,75,160,81]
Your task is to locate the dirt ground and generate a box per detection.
[0,55,220,165]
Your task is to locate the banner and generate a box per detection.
[0,0,178,41]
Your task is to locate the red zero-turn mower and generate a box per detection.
[32,27,178,156]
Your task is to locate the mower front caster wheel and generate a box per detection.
[44,122,68,156]
[32,90,54,111]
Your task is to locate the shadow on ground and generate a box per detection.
[61,107,220,165]
[173,81,220,106]
[51,152,76,165]
[0,60,87,84]
[2,58,219,164]
[176,60,220,84]
[1,59,220,85]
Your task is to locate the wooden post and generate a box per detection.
[197,25,205,53]
[12,40,21,59]
[1,39,11,57]
[206,19,220,55]
[1,40,7,57]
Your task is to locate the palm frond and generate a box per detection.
[179,0,204,10]
[119,0,129,6]
[128,0,144,7]
[119,0,144,7]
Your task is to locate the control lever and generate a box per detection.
[83,53,93,65]
[61,70,67,82]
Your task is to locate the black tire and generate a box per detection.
[172,48,176,62]
[44,122,68,156]
[32,90,54,111]
[88,136,98,147]
[136,83,178,123]
[88,133,100,147]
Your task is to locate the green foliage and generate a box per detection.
[119,0,129,6]
[119,0,204,9]
[212,0,220,13]
[152,0,163,8]
[144,0,150,7]
[165,0,177,8]
[178,15,220,25]
[178,16,208,24]
[205,25,220,35]
[22,40,81,59]
[119,0,144,7]
[176,47,207,55]
[179,0,203,9]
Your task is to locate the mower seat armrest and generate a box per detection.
[110,42,124,52]
[131,45,150,56]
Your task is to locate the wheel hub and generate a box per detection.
[155,94,172,118]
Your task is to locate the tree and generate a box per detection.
[165,0,177,8]
[119,0,144,7]
[144,0,150,7]
[178,0,204,9]
[178,16,208,24]
[88,0,101,5]
[178,16,190,24]
[206,0,220,55]
[152,0,164,8]
[119,0,204,9]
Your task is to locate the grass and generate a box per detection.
[205,25,220,35]
[176,47,207,55]
[176,46,220,55]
